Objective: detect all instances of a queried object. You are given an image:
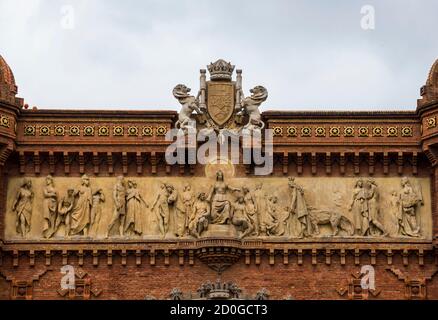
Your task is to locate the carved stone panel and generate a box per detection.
[4,175,432,241]
[206,82,235,127]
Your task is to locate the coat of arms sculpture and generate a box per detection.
[173,59,268,135]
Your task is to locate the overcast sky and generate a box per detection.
[0,0,437,111]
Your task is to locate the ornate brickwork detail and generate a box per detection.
[0,268,49,300]
[336,270,381,300]
[387,126,398,137]
[156,125,167,136]
[57,269,102,300]
[343,126,354,137]
[372,126,383,137]
[426,116,436,129]
[166,280,268,300]
[315,126,325,137]
[301,126,311,137]
[418,58,438,107]
[1,114,10,127]
[196,246,242,273]
[358,127,369,137]
[10,281,33,300]
[142,126,153,136]
[54,125,65,136]
[113,126,124,136]
[401,126,413,137]
[98,126,109,136]
[329,126,340,137]
[83,126,95,136]
[128,126,139,136]
[68,125,80,136]
[24,125,36,136]
[286,126,297,137]
[39,125,50,136]
[386,268,438,300]
[272,126,283,136]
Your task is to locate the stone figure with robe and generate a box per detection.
[396,177,423,237]
[42,175,58,238]
[152,183,170,237]
[124,181,146,236]
[70,174,92,236]
[12,178,33,237]
[349,179,368,235]
[188,192,210,238]
[107,176,127,237]
[231,195,252,239]
[288,177,312,238]
[56,189,75,236]
[207,170,240,224]
[259,195,279,236]
[364,179,387,236]
[90,188,105,236]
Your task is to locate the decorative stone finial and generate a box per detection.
[0,55,18,104]
[418,58,438,108]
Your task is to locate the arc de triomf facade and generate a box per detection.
[1,56,438,300]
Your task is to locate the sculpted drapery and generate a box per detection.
[208,170,239,224]
[288,177,312,238]
[12,178,33,237]
[70,174,92,236]
[8,174,427,240]
[397,177,423,237]
[42,175,58,238]
[125,180,145,235]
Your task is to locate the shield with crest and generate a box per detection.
[206,82,235,127]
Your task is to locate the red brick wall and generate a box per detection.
[1,251,437,300]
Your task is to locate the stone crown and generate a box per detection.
[207,59,235,81]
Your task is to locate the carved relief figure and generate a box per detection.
[238,85,268,131]
[242,187,258,236]
[70,174,92,236]
[397,177,423,237]
[349,179,368,235]
[231,195,253,239]
[181,183,194,236]
[208,170,240,224]
[288,177,312,238]
[152,183,170,237]
[124,181,146,236]
[282,205,301,237]
[12,178,33,237]
[107,176,126,237]
[276,206,292,236]
[56,189,75,236]
[166,183,186,237]
[253,183,265,235]
[173,84,203,132]
[259,195,279,236]
[42,175,58,238]
[364,179,387,237]
[90,189,105,236]
[188,192,210,238]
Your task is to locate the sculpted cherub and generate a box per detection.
[173,84,203,132]
[238,85,268,131]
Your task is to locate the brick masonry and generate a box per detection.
[1,56,438,300]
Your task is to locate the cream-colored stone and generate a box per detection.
[4,175,432,240]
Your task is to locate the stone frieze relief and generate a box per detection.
[5,172,431,241]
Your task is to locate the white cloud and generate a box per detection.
[0,0,437,110]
